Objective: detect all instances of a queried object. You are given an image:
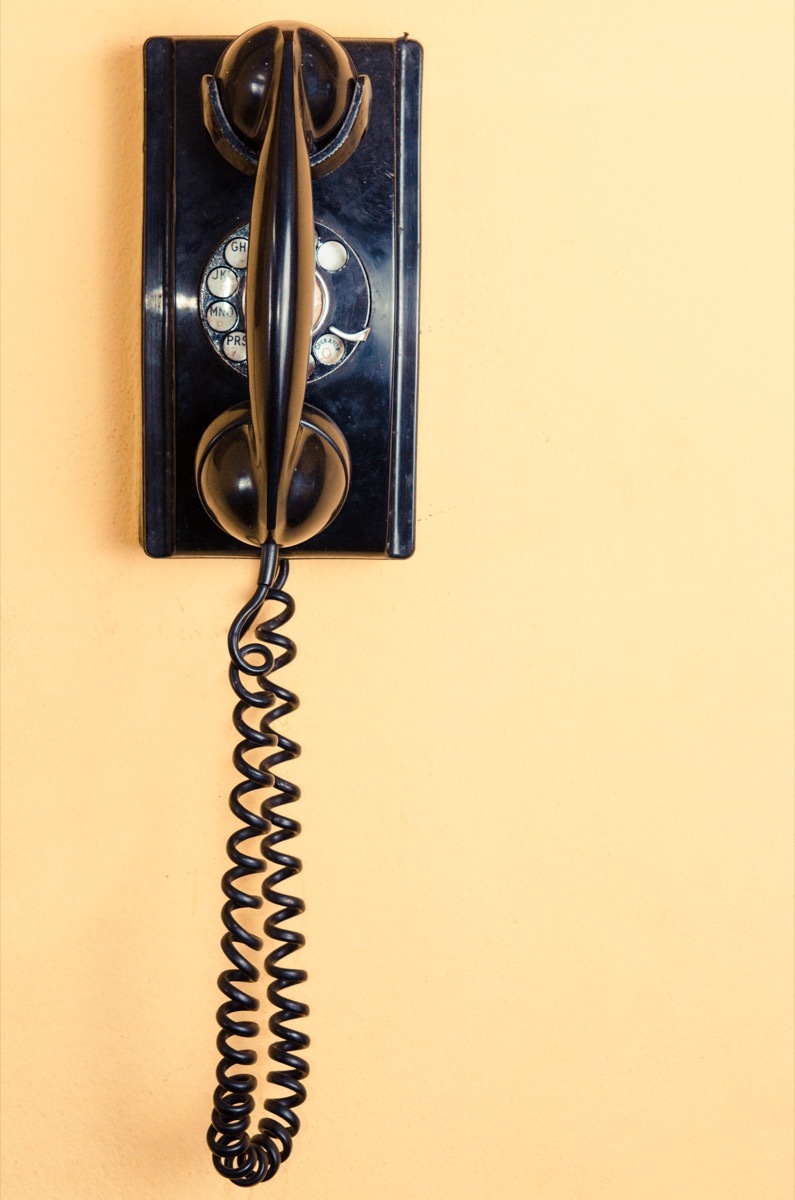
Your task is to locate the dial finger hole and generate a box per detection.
[206,300,237,332]
[222,331,247,362]
[224,237,248,268]
[207,266,238,298]
[313,333,344,365]
[316,240,348,272]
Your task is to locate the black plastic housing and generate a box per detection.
[142,34,422,558]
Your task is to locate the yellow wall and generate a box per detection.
[1,0,792,1196]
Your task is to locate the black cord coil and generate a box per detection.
[208,549,308,1186]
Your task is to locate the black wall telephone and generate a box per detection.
[141,20,421,1186]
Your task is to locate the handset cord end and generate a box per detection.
[258,538,281,589]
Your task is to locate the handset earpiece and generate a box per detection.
[202,23,372,179]
[195,22,370,549]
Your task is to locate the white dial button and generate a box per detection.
[224,237,249,269]
[316,240,348,272]
[205,300,237,332]
[222,331,247,362]
[313,333,345,365]
[207,267,238,298]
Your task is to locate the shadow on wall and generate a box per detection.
[100,46,145,554]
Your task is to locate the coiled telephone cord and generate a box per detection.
[208,545,308,1185]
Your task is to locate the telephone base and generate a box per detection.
[141,34,421,559]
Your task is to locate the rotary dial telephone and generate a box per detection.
[141,19,421,1185]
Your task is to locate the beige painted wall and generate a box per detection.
[1,0,792,1197]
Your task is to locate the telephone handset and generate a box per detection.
[142,18,421,1187]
